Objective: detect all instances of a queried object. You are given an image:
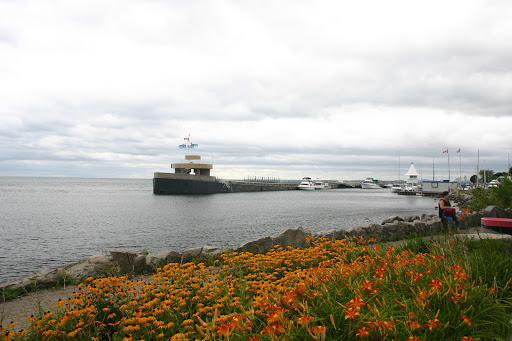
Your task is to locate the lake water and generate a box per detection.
[0,177,440,283]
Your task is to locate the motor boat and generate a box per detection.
[390,184,403,192]
[361,178,381,189]
[297,177,315,190]
[314,179,330,190]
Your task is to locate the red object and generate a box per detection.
[481,218,512,228]
[444,208,456,217]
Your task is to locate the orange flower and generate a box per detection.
[453,270,469,281]
[428,278,443,291]
[296,315,314,327]
[347,297,366,308]
[361,280,373,291]
[344,307,360,319]
[412,272,423,283]
[356,326,370,338]
[406,337,420,341]
[461,337,474,341]
[424,318,439,332]
[408,320,422,331]
[461,314,474,327]
[215,323,234,338]
[308,325,327,341]
[416,290,430,300]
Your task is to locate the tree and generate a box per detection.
[494,172,508,180]
[479,169,495,183]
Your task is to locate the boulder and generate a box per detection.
[403,215,420,223]
[237,227,310,254]
[381,221,411,241]
[155,250,183,264]
[484,205,507,218]
[62,254,111,280]
[381,216,403,225]
[110,249,148,276]
[421,213,438,222]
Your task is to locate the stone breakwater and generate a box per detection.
[2,205,511,293]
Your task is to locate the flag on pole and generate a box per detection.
[457,148,460,153]
[190,143,198,148]
[443,149,448,153]
[179,144,186,149]
[184,136,190,141]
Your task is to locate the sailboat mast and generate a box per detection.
[432,156,435,181]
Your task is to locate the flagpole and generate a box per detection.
[459,149,462,183]
[447,149,450,182]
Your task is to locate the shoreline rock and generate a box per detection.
[2,205,512,293]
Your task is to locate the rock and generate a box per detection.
[237,227,310,254]
[484,205,507,218]
[403,215,420,223]
[382,221,410,241]
[381,216,403,225]
[62,255,111,280]
[110,250,149,276]
[155,250,183,264]
[421,213,438,222]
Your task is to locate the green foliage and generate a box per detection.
[491,176,512,209]
[466,176,512,211]
[467,187,493,211]
[479,169,495,182]
[1,286,22,302]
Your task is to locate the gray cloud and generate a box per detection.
[1,0,511,180]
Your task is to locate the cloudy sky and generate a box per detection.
[1,0,511,181]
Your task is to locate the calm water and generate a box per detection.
[0,177,439,283]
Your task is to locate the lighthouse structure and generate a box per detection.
[405,163,419,189]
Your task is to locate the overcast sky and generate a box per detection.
[1,0,511,181]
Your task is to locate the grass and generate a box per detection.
[2,234,512,341]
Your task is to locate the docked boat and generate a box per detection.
[153,138,298,194]
[390,184,403,192]
[314,179,330,190]
[361,178,381,189]
[297,177,315,190]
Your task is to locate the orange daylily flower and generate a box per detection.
[428,278,443,291]
[296,315,314,327]
[344,307,360,319]
[361,280,373,291]
[408,320,422,331]
[215,323,234,338]
[461,314,474,327]
[308,325,327,341]
[347,297,366,308]
[424,318,439,332]
[356,326,370,338]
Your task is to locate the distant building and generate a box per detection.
[422,180,458,194]
[405,163,419,187]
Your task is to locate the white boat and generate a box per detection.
[488,180,500,188]
[314,179,330,190]
[361,178,381,189]
[390,184,403,192]
[297,177,315,190]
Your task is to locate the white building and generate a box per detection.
[405,163,419,187]
[422,181,458,194]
